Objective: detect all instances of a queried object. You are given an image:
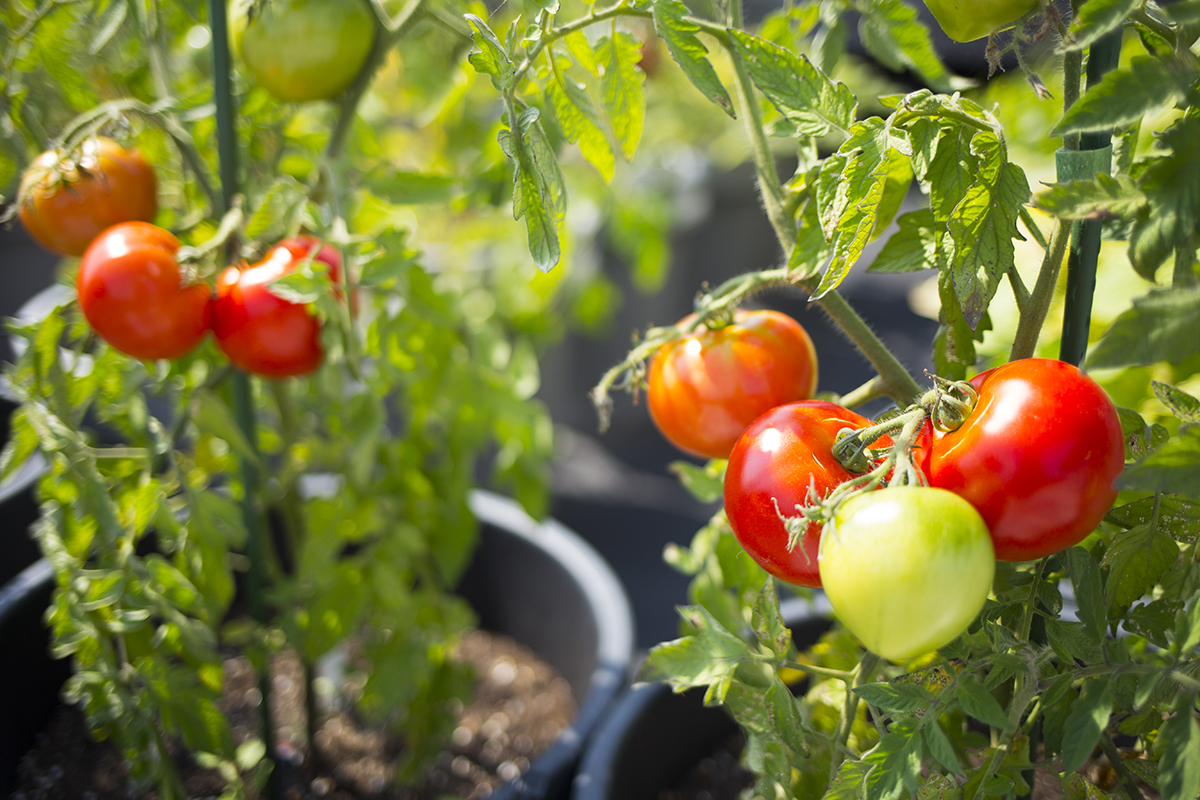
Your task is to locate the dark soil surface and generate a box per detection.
[658,731,753,800]
[12,629,576,800]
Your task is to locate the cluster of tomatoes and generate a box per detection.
[18,138,338,378]
[647,311,1126,660]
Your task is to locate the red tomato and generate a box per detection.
[647,309,819,460]
[19,137,158,256]
[212,239,340,378]
[76,222,212,360]
[928,358,1125,561]
[724,401,894,588]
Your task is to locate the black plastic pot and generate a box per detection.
[570,596,833,800]
[0,490,635,799]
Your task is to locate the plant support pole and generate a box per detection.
[206,0,277,789]
[1058,30,1122,366]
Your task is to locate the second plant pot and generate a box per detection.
[0,490,635,800]
[570,596,833,800]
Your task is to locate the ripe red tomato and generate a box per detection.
[19,137,157,256]
[724,401,894,588]
[76,222,212,360]
[647,309,819,460]
[928,358,1125,562]
[212,238,340,378]
[229,0,377,103]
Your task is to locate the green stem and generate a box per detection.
[809,288,922,405]
[1009,218,1070,361]
[1060,51,1083,153]
[1018,558,1049,642]
[779,659,856,682]
[208,1,276,793]
[829,651,881,778]
[1100,734,1144,800]
[838,376,888,409]
[1008,266,1031,315]
[510,3,654,87]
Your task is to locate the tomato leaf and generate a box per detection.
[1125,601,1179,649]
[854,680,933,712]
[545,65,615,182]
[945,133,1028,329]
[1102,526,1180,614]
[1088,286,1200,369]
[1051,57,1194,136]
[1061,0,1138,52]
[464,14,514,91]
[917,772,963,800]
[1060,679,1113,773]
[1045,618,1105,664]
[955,676,1011,731]
[856,0,952,92]
[668,459,725,504]
[724,678,809,755]
[922,719,962,774]
[727,30,856,138]
[927,124,979,225]
[1157,693,1200,800]
[1120,427,1200,498]
[596,30,646,161]
[1108,494,1200,544]
[364,170,458,205]
[868,209,938,273]
[812,120,912,298]
[651,0,734,116]
[1063,547,1108,645]
[90,0,129,55]
[1153,381,1200,424]
[751,579,791,657]
[643,605,753,702]
[498,107,565,272]
[1128,118,1200,278]
[1033,174,1147,219]
[191,390,263,472]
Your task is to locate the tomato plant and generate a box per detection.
[229,0,377,103]
[647,309,818,459]
[18,137,157,256]
[212,239,335,378]
[76,221,212,360]
[723,401,891,588]
[819,487,994,661]
[928,358,1125,561]
[920,0,1038,42]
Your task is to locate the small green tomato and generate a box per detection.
[229,0,377,103]
[819,487,995,661]
[921,0,1039,42]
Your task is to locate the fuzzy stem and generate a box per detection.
[830,651,881,779]
[1009,219,1071,361]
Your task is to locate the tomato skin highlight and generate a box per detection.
[76,222,212,360]
[820,487,995,661]
[212,239,338,378]
[921,0,1038,42]
[929,358,1125,562]
[724,401,891,588]
[648,309,819,460]
[229,0,377,103]
[19,137,158,256]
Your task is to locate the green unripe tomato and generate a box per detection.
[921,0,1038,42]
[229,0,377,103]
[819,487,994,661]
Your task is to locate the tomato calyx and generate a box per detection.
[773,373,978,553]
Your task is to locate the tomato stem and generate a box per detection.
[829,650,881,779]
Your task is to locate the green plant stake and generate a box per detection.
[206,0,278,793]
[1059,29,1122,366]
